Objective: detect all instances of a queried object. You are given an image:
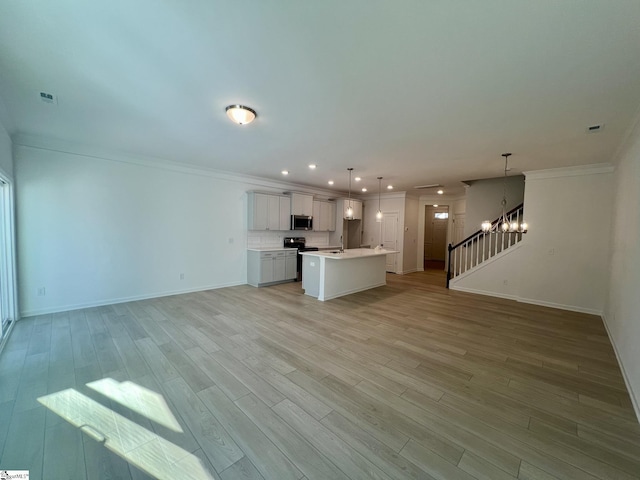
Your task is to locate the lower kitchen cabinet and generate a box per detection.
[248,249,297,287]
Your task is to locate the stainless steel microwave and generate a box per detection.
[291,215,313,230]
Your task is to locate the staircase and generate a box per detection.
[447,203,525,287]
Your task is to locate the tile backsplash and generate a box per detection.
[247,231,331,248]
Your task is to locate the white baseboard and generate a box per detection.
[516,296,602,316]
[399,268,418,275]
[450,286,603,316]
[450,285,520,302]
[19,281,246,318]
[601,312,640,423]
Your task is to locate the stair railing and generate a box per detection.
[447,203,525,288]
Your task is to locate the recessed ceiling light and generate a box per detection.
[437,189,444,195]
[308,164,317,169]
[281,170,289,175]
[361,188,367,192]
[387,185,393,190]
[355,177,361,182]
[433,204,439,207]
[328,180,334,185]
[225,105,256,125]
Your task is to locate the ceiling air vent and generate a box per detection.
[39,92,57,104]
[413,184,441,190]
[586,123,604,133]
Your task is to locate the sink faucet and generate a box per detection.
[340,235,344,253]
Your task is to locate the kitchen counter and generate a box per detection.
[308,245,342,251]
[299,248,398,301]
[300,248,396,259]
[247,247,294,252]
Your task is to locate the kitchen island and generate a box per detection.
[300,248,397,301]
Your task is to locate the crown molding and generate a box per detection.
[12,133,340,197]
[524,163,614,180]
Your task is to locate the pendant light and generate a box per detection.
[376,176,383,222]
[345,168,354,219]
[481,153,528,233]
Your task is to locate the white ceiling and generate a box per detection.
[1,1,640,194]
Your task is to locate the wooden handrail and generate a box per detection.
[447,203,524,288]
[450,203,524,250]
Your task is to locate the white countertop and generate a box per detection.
[247,247,296,252]
[300,248,398,259]
[308,245,342,250]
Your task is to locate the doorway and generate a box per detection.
[424,205,449,270]
[0,177,17,351]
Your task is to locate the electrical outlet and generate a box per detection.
[179,273,184,280]
[37,287,46,296]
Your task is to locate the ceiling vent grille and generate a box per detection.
[586,123,604,133]
[40,92,57,104]
[413,184,441,189]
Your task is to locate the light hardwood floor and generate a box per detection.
[1,272,639,479]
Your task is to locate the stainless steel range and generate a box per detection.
[284,237,318,281]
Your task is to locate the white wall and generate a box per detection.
[452,165,614,315]
[605,121,640,417]
[402,196,419,274]
[464,175,525,237]
[14,144,328,316]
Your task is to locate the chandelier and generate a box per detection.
[481,153,528,233]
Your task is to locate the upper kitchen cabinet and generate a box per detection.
[342,198,362,220]
[290,193,314,217]
[312,200,337,231]
[248,192,291,230]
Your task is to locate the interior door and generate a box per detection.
[382,212,398,272]
[431,207,448,261]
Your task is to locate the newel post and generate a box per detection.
[446,243,453,289]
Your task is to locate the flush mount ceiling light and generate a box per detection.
[225,105,256,125]
[387,185,393,190]
[328,180,334,185]
[481,153,528,234]
[281,170,289,175]
[308,164,317,169]
[437,190,444,195]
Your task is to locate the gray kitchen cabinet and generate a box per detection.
[342,198,362,220]
[312,200,337,231]
[285,251,297,279]
[248,192,291,230]
[248,249,297,287]
[290,192,314,216]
